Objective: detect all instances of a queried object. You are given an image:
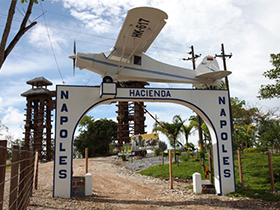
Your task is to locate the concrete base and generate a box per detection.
[85,173,92,196]
[193,172,212,194]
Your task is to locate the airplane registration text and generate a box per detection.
[132,18,150,38]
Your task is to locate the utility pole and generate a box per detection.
[215,43,232,90]
[183,45,201,70]
[215,43,234,133]
[183,46,203,152]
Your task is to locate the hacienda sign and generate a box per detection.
[53,83,235,198]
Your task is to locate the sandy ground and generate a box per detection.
[26,156,280,210]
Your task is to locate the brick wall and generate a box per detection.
[72,176,85,197]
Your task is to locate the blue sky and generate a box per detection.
[0,0,279,147]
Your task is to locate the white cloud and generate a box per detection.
[28,23,68,53]
[2,106,25,125]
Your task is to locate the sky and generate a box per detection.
[0,0,279,148]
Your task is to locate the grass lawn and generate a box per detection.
[139,151,280,201]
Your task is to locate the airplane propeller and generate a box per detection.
[73,39,76,76]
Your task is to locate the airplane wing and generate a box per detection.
[114,7,168,54]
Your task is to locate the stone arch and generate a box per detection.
[53,84,235,198]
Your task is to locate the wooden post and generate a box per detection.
[207,149,213,184]
[268,152,275,191]
[29,150,35,197]
[18,146,27,209]
[169,149,173,189]
[85,148,88,174]
[34,151,39,190]
[237,150,243,187]
[0,140,7,210]
[22,148,31,209]
[9,145,19,210]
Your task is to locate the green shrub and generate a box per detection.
[179,152,189,162]
[120,154,127,161]
[159,152,168,157]
[243,147,261,153]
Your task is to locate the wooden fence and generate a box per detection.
[236,150,278,191]
[0,140,39,210]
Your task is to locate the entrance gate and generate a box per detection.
[53,83,235,198]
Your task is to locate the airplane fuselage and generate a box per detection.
[74,50,228,87]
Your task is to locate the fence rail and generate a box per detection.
[0,140,39,210]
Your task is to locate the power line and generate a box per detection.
[39,2,65,84]
[0,11,220,58]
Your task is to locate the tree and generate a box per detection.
[152,116,184,147]
[0,0,43,69]
[254,108,280,152]
[230,97,259,150]
[173,115,197,150]
[74,117,117,157]
[230,97,259,126]
[256,118,280,151]
[152,116,184,162]
[154,140,167,156]
[258,53,280,100]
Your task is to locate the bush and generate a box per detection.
[120,154,127,161]
[154,149,160,156]
[179,152,189,162]
[159,152,169,157]
[243,147,261,153]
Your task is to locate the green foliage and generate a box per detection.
[74,116,117,157]
[174,115,197,147]
[120,143,131,152]
[154,140,167,156]
[78,115,94,132]
[231,97,259,126]
[228,188,280,201]
[152,116,183,146]
[230,97,260,151]
[140,151,280,201]
[256,119,280,150]
[120,154,127,161]
[179,152,190,162]
[258,53,280,99]
[243,147,261,153]
[139,160,206,180]
[153,115,197,150]
[234,152,280,192]
[140,151,208,179]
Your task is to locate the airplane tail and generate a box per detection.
[196,56,220,75]
[195,56,231,87]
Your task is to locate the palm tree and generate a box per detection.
[173,115,197,150]
[152,116,183,147]
[152,116,184,162]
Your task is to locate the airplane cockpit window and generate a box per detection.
[134,55,142,65]
[105,49,131,64]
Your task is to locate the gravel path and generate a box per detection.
[25,156,280,210]
[120,155,170,171]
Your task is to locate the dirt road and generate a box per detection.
[28,156,280,209]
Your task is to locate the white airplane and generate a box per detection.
[69,7,231,88]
